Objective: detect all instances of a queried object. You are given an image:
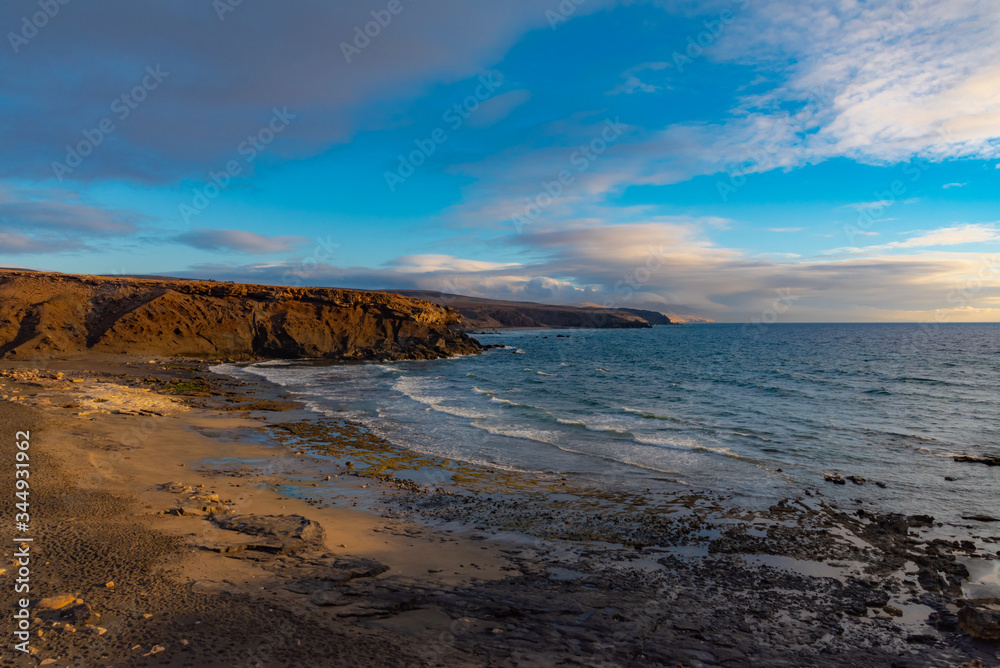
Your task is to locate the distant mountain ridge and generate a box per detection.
[574,301,714,324]
[388,291,675,329]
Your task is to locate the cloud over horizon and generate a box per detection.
[168,220,1000,322]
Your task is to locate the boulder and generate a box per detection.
[958,598,1000,640]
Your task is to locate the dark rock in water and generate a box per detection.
[953,455,1000,466]
[962,514,999,523]
[907,514,935,528]
[824,473,846,485]
[957,599,1000,640]
[874,481,887,488]
[846,475,865,485]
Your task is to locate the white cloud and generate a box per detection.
[888,224,1000,249]
[942,182,967,189]
[386,254,521,274]
[717,0,1000,165]
[767,227,804,233]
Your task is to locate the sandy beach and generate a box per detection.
[2,358,998,667]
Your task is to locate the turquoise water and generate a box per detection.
[223,324,1000,533]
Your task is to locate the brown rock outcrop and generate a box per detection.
[0,270,481,361]
[958,598,1000,640]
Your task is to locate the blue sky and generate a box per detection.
[1,0,998,321]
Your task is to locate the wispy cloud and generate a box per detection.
[0,185,149,255]
[767,227,804,233]
[882,224,1000,249]
[607,62,672,96]
[942,182,967,189]
[825,223,1000,255]
[0,186,145,235]
[174,229,309,254]
[0,230,89,255]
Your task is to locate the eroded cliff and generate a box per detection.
[0,271,481,361]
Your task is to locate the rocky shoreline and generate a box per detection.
[1,360,998,666]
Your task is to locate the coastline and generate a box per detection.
[2,357,998,666]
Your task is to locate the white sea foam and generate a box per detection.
[393,376,493,419]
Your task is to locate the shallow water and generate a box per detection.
[215,323,1000,537]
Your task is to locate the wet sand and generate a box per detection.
[1,359,998,667]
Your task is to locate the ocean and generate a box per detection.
[221,323,1000,537]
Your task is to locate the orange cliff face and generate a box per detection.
[0,270,482,361]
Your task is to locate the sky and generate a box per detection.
[1,0,998,322]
